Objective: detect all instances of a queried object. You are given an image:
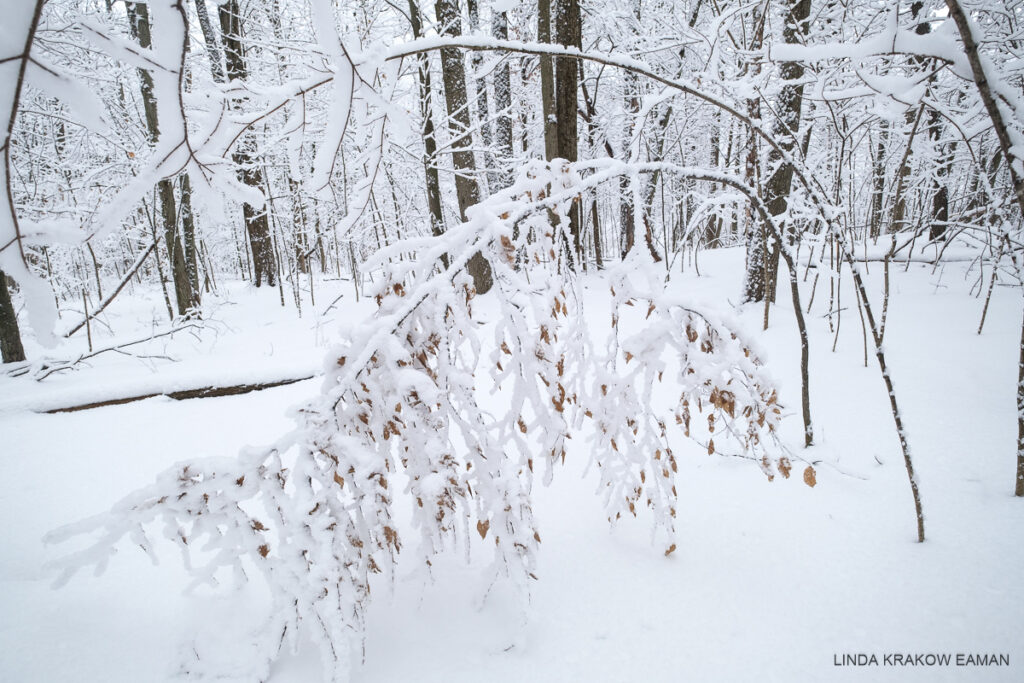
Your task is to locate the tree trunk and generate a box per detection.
[743,0,810,304]
[554,0,582,259]
[0,271,26,363]
[217,0,277,286]
[466,0,497,190]
[408,0,446,250]
[741,5,767,303]
[909,6,950,242]
[869,125,887,239]
[434,0,493,293]
[126,2,198,315]
[491,10,514,191]
[619,57,640,258]
[538,0,558,161]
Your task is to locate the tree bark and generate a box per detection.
[44,375,313,414]
[491,11,514,191]
[408,0,447,250]
[743,0,810,304]
[126,2,198,316]
[217,0,277,287]
[869,125,887,239]
[554,0,582,259]
[0,271,26,363]
[434,0,493,293]
[538,0,558,161]
[465,0,497,189]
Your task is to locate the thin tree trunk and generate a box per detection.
[64,239,157,338]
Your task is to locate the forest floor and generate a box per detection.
[1,247,1022,682]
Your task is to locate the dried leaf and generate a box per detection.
[477,519,490,539]
[803,466,817,488]
[778,457,792,479]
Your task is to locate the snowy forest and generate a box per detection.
[1,0,1023,680]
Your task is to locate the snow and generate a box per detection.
[2,248,1022,682]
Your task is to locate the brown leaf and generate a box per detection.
[383,526,401,550]
[778,457,792,479]
[477,519,490,539]
[333,472,345,488]
[664,544,677,557]
[803,466,817,488]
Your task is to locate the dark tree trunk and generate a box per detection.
[704,119,722,247]
[619,62,640,259]
[408,0,446,249]
[126,2,198,315]
[538,0,558,161]
[909,6,951,242]
[743,0,810,304]
[869,126,887,239]
[181,175,200,294]
[158,179,195,315]
[434,0,493,293]
[491,11,514,191]
[554,0,582,260]
[218,0,277,286]
[0,271,26,363]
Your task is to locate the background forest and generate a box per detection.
[1,0,1023,681]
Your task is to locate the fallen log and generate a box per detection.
[44,375,314,414]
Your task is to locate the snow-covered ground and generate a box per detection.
[2,248,1021,682]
